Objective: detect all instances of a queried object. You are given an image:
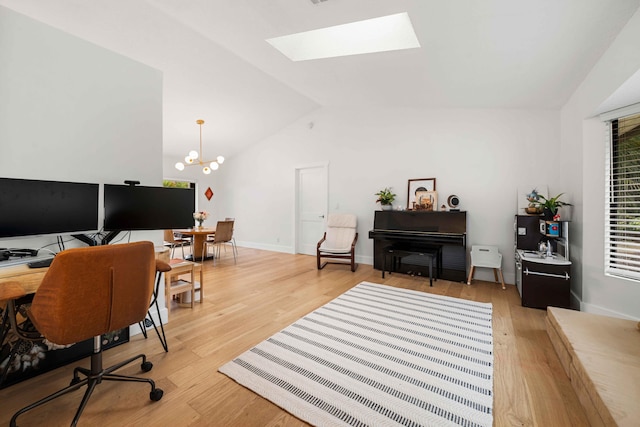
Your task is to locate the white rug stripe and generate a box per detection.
[219,282,493,427]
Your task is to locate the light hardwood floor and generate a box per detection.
[0,247,589,426]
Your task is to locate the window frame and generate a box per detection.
[602,103,640,281]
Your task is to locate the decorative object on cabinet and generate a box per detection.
[374,187,396,210]
[412,190,437,211]
[518,185,548,213]
[525,189,543,214]
[447,194,460,211]
[407,178,436,210]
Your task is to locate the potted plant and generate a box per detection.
[536,193,572,220]
[375,187,396,210]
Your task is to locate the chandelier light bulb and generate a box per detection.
[177,120,225,173]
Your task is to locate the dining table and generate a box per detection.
[175,227,216,261]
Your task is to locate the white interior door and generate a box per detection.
[296,164,328,255]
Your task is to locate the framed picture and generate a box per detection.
[407,178,436,210]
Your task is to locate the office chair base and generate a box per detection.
[10,350,163,427]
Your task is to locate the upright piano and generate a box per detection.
[368,210,467,282]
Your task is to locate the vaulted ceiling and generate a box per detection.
[2,0,639,159]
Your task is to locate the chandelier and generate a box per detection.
[175,119,224,174]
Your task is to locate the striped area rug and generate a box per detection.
[219,281,493,426]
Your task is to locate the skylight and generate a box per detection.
[266,12,420,61]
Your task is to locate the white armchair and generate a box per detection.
[316,213,358,272]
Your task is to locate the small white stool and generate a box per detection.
[467,245,505,290]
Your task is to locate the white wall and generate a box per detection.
[0,6,165,321]
[561,8,640,319]
[189,106,561,284]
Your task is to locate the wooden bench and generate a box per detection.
[546,307,640,426]
[382,245,441,286]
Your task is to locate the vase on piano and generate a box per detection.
[381,204,393,211]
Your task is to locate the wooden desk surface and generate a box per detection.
[1,246,171,302]
[0,264,47,300]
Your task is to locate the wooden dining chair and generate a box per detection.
[202,220,236,263]
[224,218,238,258]
[163,230,191,259]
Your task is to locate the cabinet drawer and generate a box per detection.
[522,261,571,309]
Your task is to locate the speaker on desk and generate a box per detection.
[448,195,460,211]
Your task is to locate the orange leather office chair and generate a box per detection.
[9,241,165,426]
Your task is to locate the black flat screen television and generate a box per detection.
[104,184,195,231]
[0,177,99,238]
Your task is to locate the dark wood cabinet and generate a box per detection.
[521,260,571,309]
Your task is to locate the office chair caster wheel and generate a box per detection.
[150,388,164,401]
[141,361,153,372]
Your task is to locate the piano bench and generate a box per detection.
[382,245,441,286]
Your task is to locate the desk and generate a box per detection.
[0,246,168,389]
[175,228,215,261]
[1,246,169,301]
[0,264,129,389]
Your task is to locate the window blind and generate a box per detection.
[605,110,640,280]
